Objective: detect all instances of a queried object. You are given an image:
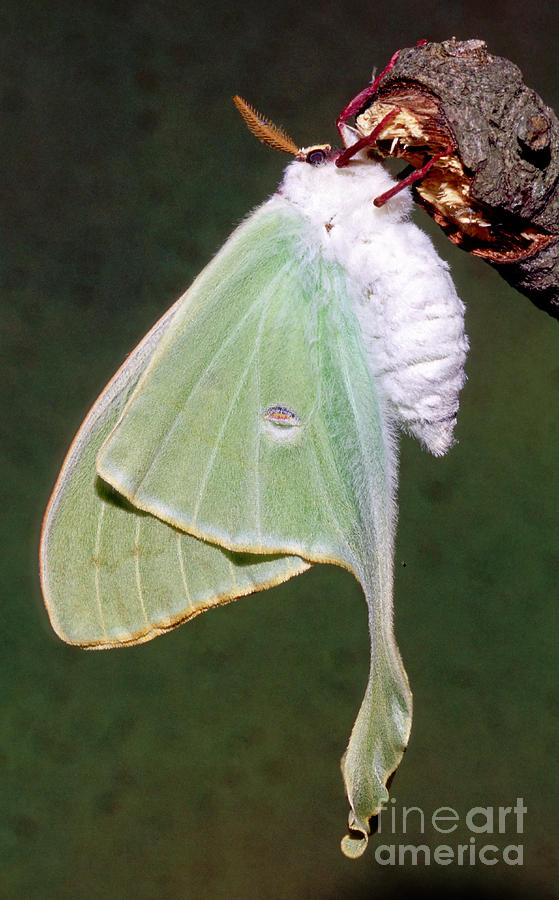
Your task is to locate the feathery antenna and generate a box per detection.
[233,95,299,156]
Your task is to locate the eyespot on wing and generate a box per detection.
[262,405,302,440]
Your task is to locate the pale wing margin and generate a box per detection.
[40,284,309,649]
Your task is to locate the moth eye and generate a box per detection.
[306,149,326,166]
[262,405,301,429]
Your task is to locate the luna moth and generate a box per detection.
[40,93,468,858]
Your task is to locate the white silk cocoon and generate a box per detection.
[277,156,468,456]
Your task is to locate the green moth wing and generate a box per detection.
[96,200,412,856]
[40,278,309,649]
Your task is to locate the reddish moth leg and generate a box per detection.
[335,40,455,204]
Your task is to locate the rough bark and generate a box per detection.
[352,38,559,318]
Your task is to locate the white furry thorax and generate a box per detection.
[275,155,469,457]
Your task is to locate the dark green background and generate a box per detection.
[2,1,558,897]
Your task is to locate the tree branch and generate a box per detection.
[351,38,559,318]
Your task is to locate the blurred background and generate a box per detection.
[2,1,558,897]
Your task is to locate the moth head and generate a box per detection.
[233,95,336,165]
[296,144,335,165]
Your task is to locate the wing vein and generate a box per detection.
[311,306,354,561]
[336,320,395,643]
[176,532,193,608]
[253,296,265,543]
[192,297,272,526]
[228,556,239,592]
[94,503,108,640]
[134,519,150,626]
